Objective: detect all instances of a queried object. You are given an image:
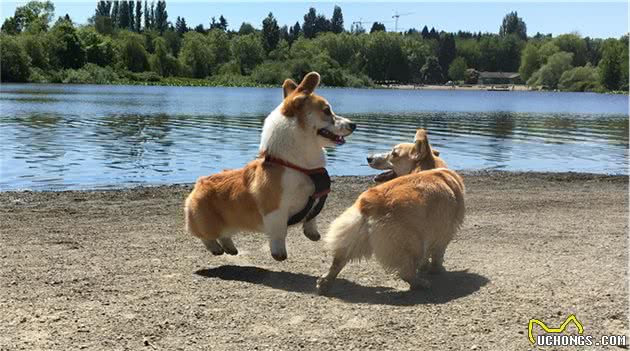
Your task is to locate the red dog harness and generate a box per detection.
[263,155,331,225]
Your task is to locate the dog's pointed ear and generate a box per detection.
[413,129,431,160]
[297,72,320,94]
[283,79,298,98]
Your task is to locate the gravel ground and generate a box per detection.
[1,171,628,351]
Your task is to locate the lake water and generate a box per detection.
[0,84,628,191]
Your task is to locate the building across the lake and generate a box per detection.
[478,72,522,85]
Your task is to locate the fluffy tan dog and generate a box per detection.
[317,129,465,294]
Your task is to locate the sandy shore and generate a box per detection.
[1,171,628,350]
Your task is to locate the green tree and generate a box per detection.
[154,0,167,34]
[438,33,457,73]
[19,34,48,69]
[554,33,587,66]
[499,11,526,40]
[79,27,114,66]
[111,1,119,27]
[49,19,86,69]
[150,36,178,76]
[527,51,573,89]
[364,32,408,82]
[421,26,430,39]
[175,16,188,35]
[404,36,432,83]
[135,1,142,32]
[288,22,301,44]
[262,12,280,53]
[558,64,601,92]
[118,1,130,29]
[478,35,501,71]
[95,1,112,17]
[128,1,135,31]
[208,28,231,65]
[3,1,55,34]
[302,8,317,38]
[231,33,264,75]
[238,22,255,35]
[143,0,151,29]
[518,41,541,81]
[118,31,149,72]
[370,22,386,33]
[598,39,624,91]
[497,34,523,72]
[455,38,480,69]
[538,41,560,63]
[162,29,181,56]
[420,56,443,84]
[448,56,467,81]
[179,31,214,77]
[331,5,344,34]
[0,35,31,82]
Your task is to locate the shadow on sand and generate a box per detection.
[195,265,488,306]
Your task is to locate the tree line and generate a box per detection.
[1,1,628,92]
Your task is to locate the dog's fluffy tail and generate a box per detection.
[324,205,372,261]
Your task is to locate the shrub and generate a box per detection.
[62,63,119,84]
[558,64,602,92]
[251,61,291,85]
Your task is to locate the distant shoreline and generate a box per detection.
[2,81,628,94]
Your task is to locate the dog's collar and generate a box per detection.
[263,155,327,176]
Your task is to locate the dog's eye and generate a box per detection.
[391,151,398,158]
[323,107,332,115]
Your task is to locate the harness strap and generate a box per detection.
[263,155,331,225]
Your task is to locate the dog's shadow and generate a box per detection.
[195,265,489,306]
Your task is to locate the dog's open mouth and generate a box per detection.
[318,128,346,145]
[374,170,397,182]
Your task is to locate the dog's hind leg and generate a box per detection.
[202,239,224,255]
[302,218,320,241]
[317,255,348,295]
[218,237,238,255]
[428,243,447,274]
[399,240,431,290]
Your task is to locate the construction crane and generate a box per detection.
[392,11,414,32]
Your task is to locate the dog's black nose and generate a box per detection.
[349,123,357,131]
[367,156,373,163]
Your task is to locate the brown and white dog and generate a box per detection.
[185,72,355,261]
[317,129,465,294]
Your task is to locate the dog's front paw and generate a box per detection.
[316,276,333,295]
[202,239,224,255]
[303,221,321,241]
[271,251,287,261]
[428,264,446,275]
[303,229,321,241]
[409,277,431,290]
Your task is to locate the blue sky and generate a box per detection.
[1,1,628,38]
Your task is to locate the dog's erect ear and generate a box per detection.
[297,72,320,94]
[413,129,431,160]
[283,79,298,98]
